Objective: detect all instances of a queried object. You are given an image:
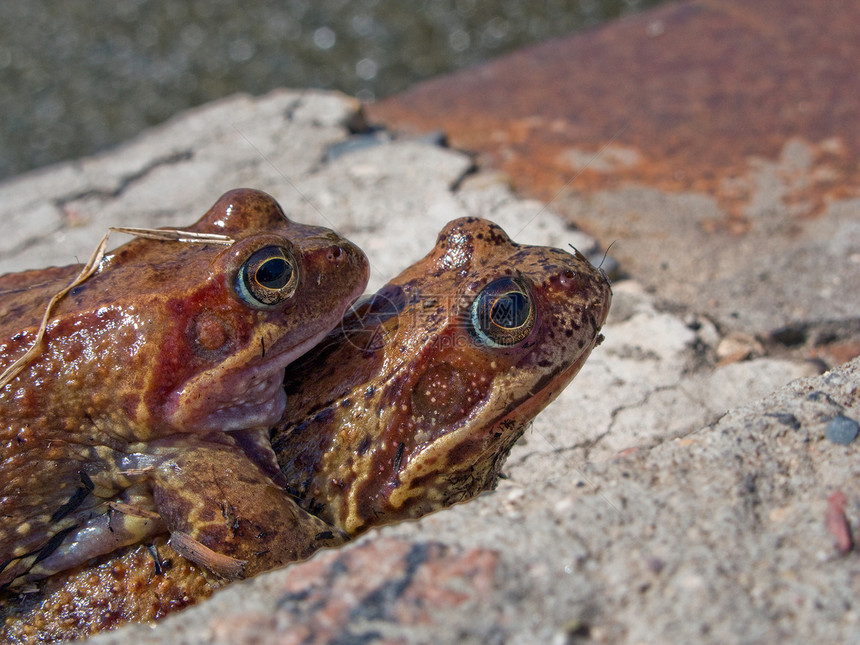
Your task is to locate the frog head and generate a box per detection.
[276,217,611,534]
[0,188,369,439]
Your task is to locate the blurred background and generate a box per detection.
[0,0,670,182]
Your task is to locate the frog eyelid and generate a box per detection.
[469,276,536,348]
[235,245,299,309]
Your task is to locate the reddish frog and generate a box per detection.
[0,216,611,642]
[0,188,368,589]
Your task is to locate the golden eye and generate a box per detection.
[236,246,297,308]
[470,277,535,347]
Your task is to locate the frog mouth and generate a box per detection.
[168,324,337,433]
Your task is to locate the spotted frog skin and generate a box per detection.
[0,216,611,642]
[276,216,612,535]
[0,188,368,589]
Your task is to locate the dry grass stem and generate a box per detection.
[0,226,236,390]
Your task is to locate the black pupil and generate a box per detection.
[490,291,529,328]
[256,257,290,289]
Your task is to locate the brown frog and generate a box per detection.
[276,216,612,535]
[0,216,611,642]
[0,188,369,590]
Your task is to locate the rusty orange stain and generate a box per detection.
[368,0,860,227]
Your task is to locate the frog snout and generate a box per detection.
[315,240,370,292]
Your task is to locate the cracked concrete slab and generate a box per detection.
[0,88,851,643]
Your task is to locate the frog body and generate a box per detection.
[0,189,368,588]
[0,216,611,642]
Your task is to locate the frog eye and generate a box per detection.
[470,277,535,347]
[237,246,298,308]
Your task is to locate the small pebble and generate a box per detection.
[716,332,762,364]
[825,415,859,445]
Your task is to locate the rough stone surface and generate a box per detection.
[0,9,856,641]
[86,358,860,645]
[88,539,506,645]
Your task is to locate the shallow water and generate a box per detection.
[0,0,669,181]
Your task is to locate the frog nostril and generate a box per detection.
[560,269,575,283]
[556,269,583,291]
[327,246,344,262]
